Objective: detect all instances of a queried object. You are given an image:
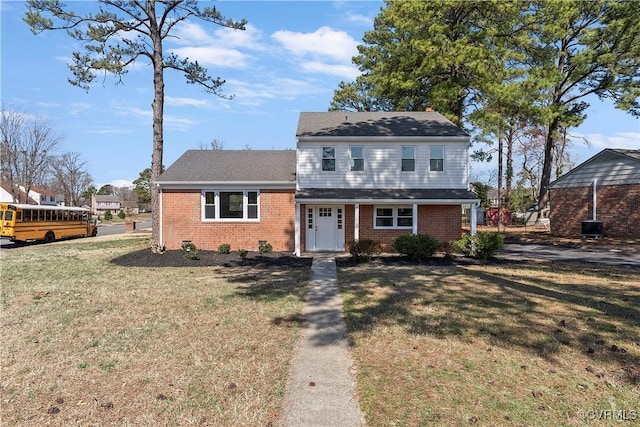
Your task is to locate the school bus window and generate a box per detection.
[16,212,22,220]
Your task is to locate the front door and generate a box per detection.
[315,207,336,250]
[306,205,344,251]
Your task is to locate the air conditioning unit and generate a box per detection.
[581,220,603,239]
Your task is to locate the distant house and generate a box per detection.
[0,183,61,205]
[156,111,480,254]
[27,185,63,206]
[91,194,122,216]
[548,148,640,239]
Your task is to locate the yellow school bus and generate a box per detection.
[0,203,98,243]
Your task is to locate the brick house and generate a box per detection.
[156,111,480,254]
[548,148,640,239]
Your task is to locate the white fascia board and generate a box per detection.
[295,198,480,205]
[296,136,470,144]
[155,181,296,190]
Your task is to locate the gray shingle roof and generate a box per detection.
[549,148,640,188]
[156,150,296,183]
[296,111,469,138]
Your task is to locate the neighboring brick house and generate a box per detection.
[156,111,480,254]
[91,194,122,216]
[548,148,640,239]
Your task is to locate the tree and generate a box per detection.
[97,184,114,195]
[329,80,394,112]
[198,138,225,150]
[133,165,164,210]
[49,152,93,206]
[0,106,60,203]
[526,0,640,208]
[25,1,247,251]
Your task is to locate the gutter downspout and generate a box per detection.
[593,179,597,221]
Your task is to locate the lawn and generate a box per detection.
[0,237,310,426]
[338,258,640,426]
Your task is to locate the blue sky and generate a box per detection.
[2,0,639,188]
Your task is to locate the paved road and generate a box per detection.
[500,242,640,268]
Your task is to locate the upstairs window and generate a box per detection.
[322,146,336,171]
[402,146,415,172]
[350,146,364,171]
[430,146,444,171]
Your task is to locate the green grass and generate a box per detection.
[1,237,308,426]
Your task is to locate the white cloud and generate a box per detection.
[166,96,210,107]
[576,131,640,151]
[169,45,250,68]
[108,179,134,188]
[227,77,328,106]
[300,61,360,80]
[271,26,359,63]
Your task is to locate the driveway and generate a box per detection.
[500,242,640,268]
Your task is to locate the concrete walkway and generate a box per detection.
[280,254,366,427]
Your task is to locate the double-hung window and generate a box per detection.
[350,146,364,171]
[202,190,259,221]
[374,206,413,229]
[430,146,444,171]
[322,146,336,171]
[402,146,415,172]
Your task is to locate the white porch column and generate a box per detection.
[412,203,418,234]
[470,203,477,236]
[294,202,301,256]
[354,203,360,240]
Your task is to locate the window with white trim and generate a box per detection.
[202,190,259,221]
[401,146,415,172]
[374,206,413,229]
[350,146,364,171]
[430,146,444,171]
[322,146,336,171]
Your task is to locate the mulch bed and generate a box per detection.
[110,249,313,269]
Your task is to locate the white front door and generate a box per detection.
[315,207,336,250]
[306,205,345,251]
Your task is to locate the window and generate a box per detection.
[322,146,335,171]
[202,190,259,221]
[430,146,444,171]
[350,146,364,171]
[402,146,415,172]
[374,206,413,229]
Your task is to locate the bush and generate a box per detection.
[237,249,248,259]
[218,243,231,254]
[347,239,382,262]
[392,233,440,261]
[453,232,504,260]
[258,241,273,254]
[118,210,126,220]
[103,209,113,221]
[181,241,199,260]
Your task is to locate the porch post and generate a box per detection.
[470,203,477,236]
[294,202,301,256]
[412,203,418,234]
[354,203,360,240]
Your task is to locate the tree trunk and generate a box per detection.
[538,118,559,210]
[149,2,164,252]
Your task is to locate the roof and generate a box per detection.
[296,111,469,138]
[156,150,297,184]
[296,188,479,203]
[93,194,121,202]
[549,148,640,188]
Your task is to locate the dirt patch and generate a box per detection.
[110,249,313,269]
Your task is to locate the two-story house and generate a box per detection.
[91,194,122,216]
[156,111,479,255]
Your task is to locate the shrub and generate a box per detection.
[103,209,113,221]
[454,232,504,260]
[181,241,199,260]
[347,239,382,262]
[392,233,440,261]
[118,210,126,220]
[218,243,231,254]
[258,241,273,254]
[237,249,248,259]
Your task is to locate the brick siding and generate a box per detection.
[345,204,463,251]
[161,189,295,251]
[549,183,640,238]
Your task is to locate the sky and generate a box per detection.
[2,0,639,189]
